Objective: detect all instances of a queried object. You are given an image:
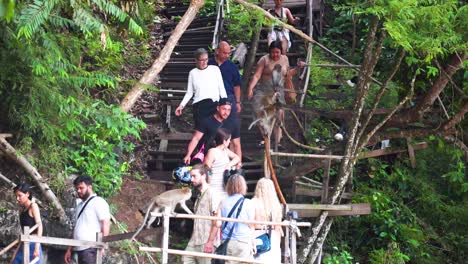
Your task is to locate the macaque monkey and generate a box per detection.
[249,64,286,137]
[131,188,193,240]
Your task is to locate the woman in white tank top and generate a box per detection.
[204,128,240,198]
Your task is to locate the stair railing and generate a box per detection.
[212,0,226,49]
[299,0,314,107]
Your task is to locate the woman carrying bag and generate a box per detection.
[212,174,255,264]
[251,178,283,262]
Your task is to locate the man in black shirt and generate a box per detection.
[183,98,242,164]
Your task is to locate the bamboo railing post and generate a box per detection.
[96,232,103,264]
[283,205,290,264]
[23,226,30,264]
[162,212,170,264]
[291,218,297,264]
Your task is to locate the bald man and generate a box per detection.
[209,41,242,114]
[208,41,243,163]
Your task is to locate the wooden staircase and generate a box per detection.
[147,0,320,197]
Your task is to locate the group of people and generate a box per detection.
[9,1,300,262]
[11,176,110,264]
[184,164,283,264]
[178,1,304,159]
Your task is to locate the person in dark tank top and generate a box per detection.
[11,183,43,264]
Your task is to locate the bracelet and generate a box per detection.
[236,101,241,104]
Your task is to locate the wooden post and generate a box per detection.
[406,138,416,168]
[157,139,169,170]
[283,205,290,264]
[321,152,331,204]
[162,212,170,264]
[96,232,103,264]
[23,226,30,264]
[290,219,297,264]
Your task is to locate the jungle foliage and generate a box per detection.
[303,0,466,262]
[0,0,157,196]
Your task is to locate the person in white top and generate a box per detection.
[65,175,110,264]
[204,128,240,198]
[267,0,301,54]
[175,48,227,128]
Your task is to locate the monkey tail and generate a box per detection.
[130,199,156,241]
[248,118,263,130]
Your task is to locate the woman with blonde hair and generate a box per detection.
[251,178,283,262]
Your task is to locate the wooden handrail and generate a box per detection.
[149,212,312,227]
[270,151,344,159]
[0,239,19,256]
[20,235,105,248]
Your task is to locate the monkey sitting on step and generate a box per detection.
[131,187,193,240]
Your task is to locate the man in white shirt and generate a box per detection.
[65,175,110,264]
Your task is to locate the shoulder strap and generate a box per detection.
[77,196,96,220]
[221,197,244,230]
[224,197,245,240]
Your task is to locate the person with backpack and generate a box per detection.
[65,175,110,264]
[215,175,255,263]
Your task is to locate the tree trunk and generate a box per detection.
[298,17,382,263]
[0,137,66,220]
[391,52,466,124]
[241,23,261,94]
[119,0,205,112]
[309,218,333,263]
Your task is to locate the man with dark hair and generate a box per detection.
[209,41,243,162]
[65,176,110,264]
[183,98,242,164]
[183,164,221,264]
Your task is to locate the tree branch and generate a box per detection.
[119,0,205,112]
[355,49,406,145]
[391,52,466,123]
[443,135,468,163]
[357,71,416,151]
[0,137,66,220]
[442,102,468,131]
